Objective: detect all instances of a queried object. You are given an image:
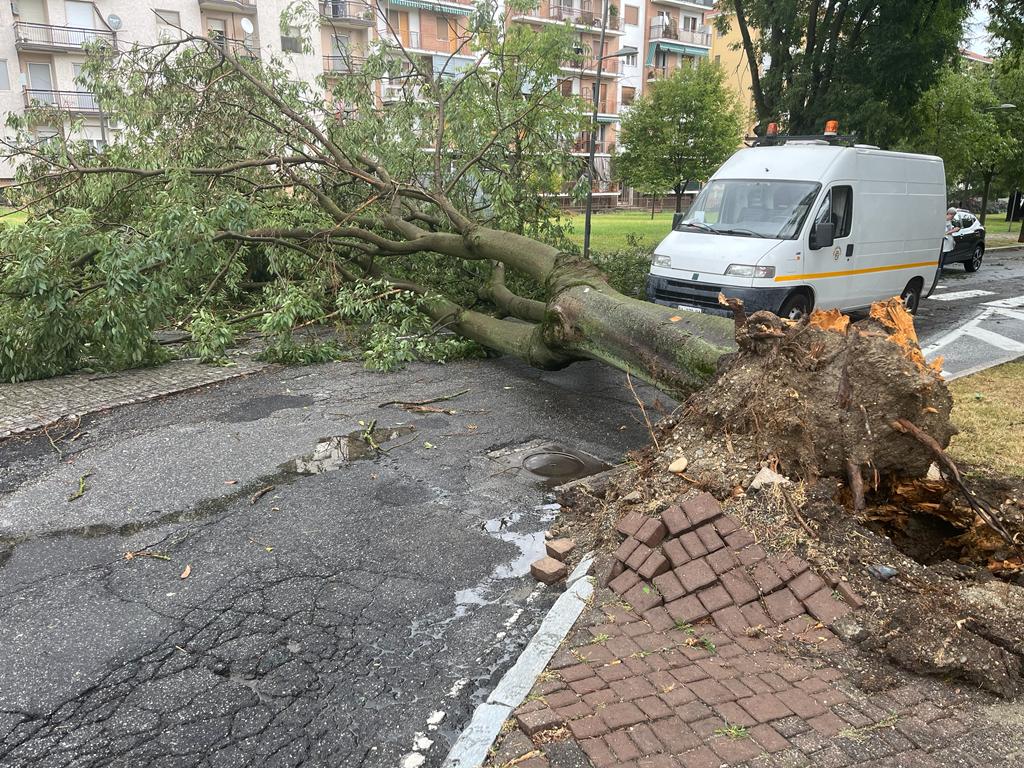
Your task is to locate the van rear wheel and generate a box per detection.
[900,280,922,315]
[778,292,811,320]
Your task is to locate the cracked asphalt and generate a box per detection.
[0,357,664,768]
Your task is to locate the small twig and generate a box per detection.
[250,485,275,505]
[378,388,470,409]
[378,434,420,453]
[847,459,866,513]
[68,472,92,502]
[625,372,660,452]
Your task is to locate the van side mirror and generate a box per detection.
[672,212,686,229]
[810,221,835,250]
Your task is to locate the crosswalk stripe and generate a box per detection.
[963,326,1024,352]
[927,289,996,302]
[983,295,1024,309]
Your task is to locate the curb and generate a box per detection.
[442,554,595,768]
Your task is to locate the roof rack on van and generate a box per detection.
[744,134,859,147]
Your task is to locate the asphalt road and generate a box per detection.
[0,250,1022,768]
[0,358,665,768]
[917,246,1024,378]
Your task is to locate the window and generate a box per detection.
[682,15,697,31]
[155,10,182,41]
[678,180,822,240]
[814,185,853,238]
[624,5,638,25]
[621,86,635,106]
[281,27,302,53]
[0,60,9,91]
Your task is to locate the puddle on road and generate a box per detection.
[520,448,610,488]
[286,426,415,474]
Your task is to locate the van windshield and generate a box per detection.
[676,180,821,240]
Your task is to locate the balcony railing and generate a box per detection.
[320,0,375,23]
[323,55,366,74]
[13,22,116,50]
[546,4,621,30]
[564,56,620,74]
[648,22,711,46]
[211,36,261,59]
[383,29,421,49]
[579,93,618,114]
[23,89,101,113]
[574,137,615,154]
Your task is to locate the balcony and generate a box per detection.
[199,0,258,12]
[563,56,620,75]
[579,92,618,114]
[573,136,615,154]
[323,55,366,74]
[651,0,714,9]
[211,36,261,59]
[548,3,621,30]
[383,29,422,49]
[648,22,711,47]
[13,22,116,52]
[320,0,374,26]
[23,88,101,114]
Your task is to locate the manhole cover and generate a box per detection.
[522,452,587,479]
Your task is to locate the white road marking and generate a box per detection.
[927,289,996,302]
[993,308,1024,323]
[983,295,1024,309]
[963,326,1024,352]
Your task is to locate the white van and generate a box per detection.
[646,141,947,318]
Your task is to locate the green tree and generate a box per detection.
[721,0,972,144]
[989,0,1024,55]
[0,12,732,391]
[614,64,746,213]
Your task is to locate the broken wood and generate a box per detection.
[378,388,470,409]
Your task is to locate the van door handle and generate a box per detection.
[846,244,855,259]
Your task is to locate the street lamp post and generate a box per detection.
[580,1,636,261]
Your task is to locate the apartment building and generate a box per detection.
[0,0,729,206]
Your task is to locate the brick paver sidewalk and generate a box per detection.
[488,492,1024,768]
[0,358,268,438]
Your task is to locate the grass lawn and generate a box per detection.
[0,207,27,226]
[566,210,675,252]
[948,360,1024,477]
[986,219,1021,249]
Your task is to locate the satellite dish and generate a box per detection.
[240,18,254,35]
[107,14,123,30]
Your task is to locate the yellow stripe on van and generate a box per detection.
[773,261,939,282]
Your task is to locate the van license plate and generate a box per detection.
[676,305,702,314]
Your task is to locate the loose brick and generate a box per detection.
[749,724,790,753]
[765,589,804,623]
[651,716,702,753]
[736,544,767,566]
[836,581,865,609]
[627,723,665,756]
[676,559,717,592]
[531,556,568,584]
[782,555,809,578]
[789,569,827,601]
[679,531,708,559]
[698,585,733,614]
[615,511,646,537]
[713,514,741,537]
[624,582,664,613]
[545,538,576,561]
[725,529,756,550]
[642,606,675,633]
[706,548,739,574]
[604,730,641,762]
[636,517,668,548]
[804,587,852,624]
[516,706,563,735]
[601,701,646,730]
[609,569,641,596]
[712,606,748,636]
[663,537,690,569]
[720,569,759,605]
[739,693,793,723]
[652,570,685,603]
[665,595,708,625]
[681,492,721,526]
[695,523,725,553]
[614,536,641,563]
[626,542,655,571]
[569,715,609,739]
[661,504,689,535]
[751,562,783,594]
[740,602,773,630]
[606,560,625,582]
[638,551,671,580]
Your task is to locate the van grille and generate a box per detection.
[653,278,724,310]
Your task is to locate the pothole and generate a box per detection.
[518,445,611,488]
[286,425,415,473]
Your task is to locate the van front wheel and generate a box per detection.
[778,292,811,320]
[900,280,922,315]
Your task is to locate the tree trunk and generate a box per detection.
[675,184,683,213]
[981,169,993,226]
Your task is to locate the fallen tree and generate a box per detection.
[0,11,950,455]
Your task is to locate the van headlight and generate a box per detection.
[725,264,776,278]
[652,253,671,268]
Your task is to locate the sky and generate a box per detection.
[964,5,992,56]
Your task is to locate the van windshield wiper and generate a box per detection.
[677,220,714,233]
[713,227,768,239]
